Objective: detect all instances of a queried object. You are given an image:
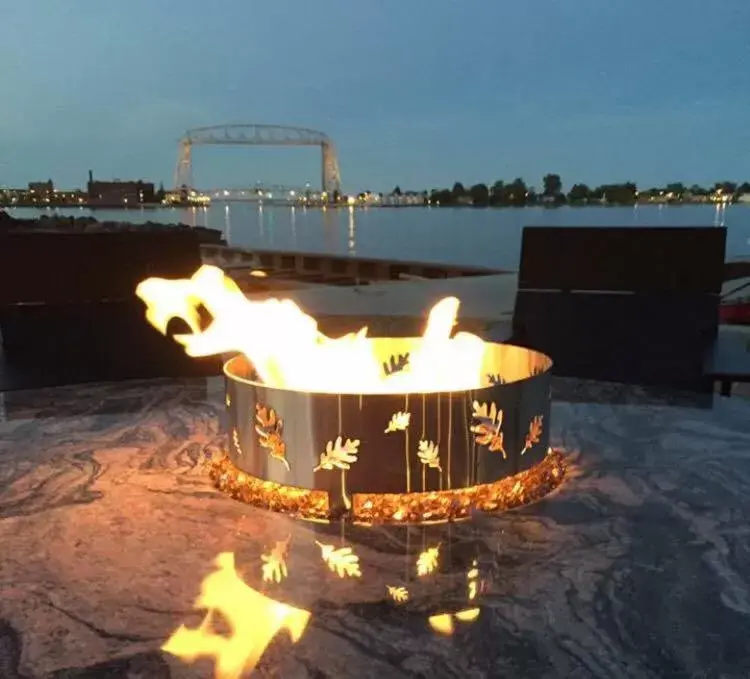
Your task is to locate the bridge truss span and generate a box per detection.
[173,124,342,194]
[206,186,325,203]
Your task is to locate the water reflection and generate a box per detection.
[322,206,338,251]
[266,205,275,246]
[348,205,356,255]
[224,204,231,242]
[714,202,727,227]
[178,206,204,228]
[290,205,297,242]
[14,203,741,268]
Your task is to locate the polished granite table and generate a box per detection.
[1,376,750,678]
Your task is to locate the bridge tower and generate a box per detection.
[321,141,341,195]
[174,140,193,190]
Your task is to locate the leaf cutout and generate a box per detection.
[417,440,442,471]
[232,428,242,455]
[383,353,410,376]
[316,541,362,578]
[417,545,440,577]
[521,415,544,455]
[387,585,409,603]
[314,436,360,472]
[470,401,506,458]
[472,400,500,423]
[255,404,277,429]
[385,411,411,433]
[255,404,290,471]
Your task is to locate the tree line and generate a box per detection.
[389,176,750,207]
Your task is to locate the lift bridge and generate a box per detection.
[173,124,342,198]
[204,185,326,204]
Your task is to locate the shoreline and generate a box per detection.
[0,209,225,245]
[2,201,746,211]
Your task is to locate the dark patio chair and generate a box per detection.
[511,226,727,393]
[0,230,220,390]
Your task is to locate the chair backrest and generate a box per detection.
[513,226,727,390]
[518,226,726,294]
[0,230,219,388]
[0,230,202,305]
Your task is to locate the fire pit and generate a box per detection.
[137,265,565,525]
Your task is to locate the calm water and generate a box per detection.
[8,203,748,270]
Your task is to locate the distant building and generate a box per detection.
[382,191,427,206]
[86,170,155,207]
[737,194,750,204]
[682,191,708,204]
[53,190,88,205]
[28,180,54,197]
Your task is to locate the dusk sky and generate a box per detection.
[3,0,749,192]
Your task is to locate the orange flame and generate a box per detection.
[136,265,486,393]
[162,553,310,679]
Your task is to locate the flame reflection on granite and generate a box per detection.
[161,552,310,679]
[163,517,493,678]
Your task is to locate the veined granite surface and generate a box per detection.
[1,376,750,678]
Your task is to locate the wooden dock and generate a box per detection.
[200,244,503,288]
